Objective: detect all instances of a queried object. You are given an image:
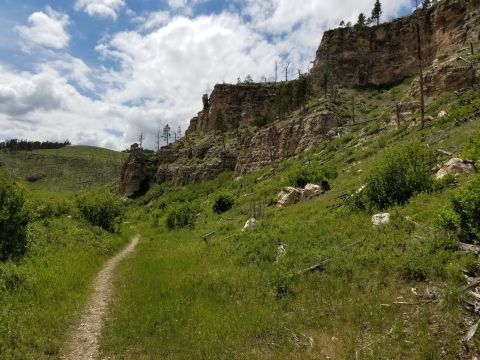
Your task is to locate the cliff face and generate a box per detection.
[311,0,480,88]
[186,84,281,134]
[119,145,149,197]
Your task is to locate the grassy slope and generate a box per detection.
[0,145,127,195]
[99,79,480,358]
[0,146,129,359]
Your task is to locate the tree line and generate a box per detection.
[0,139,71,151]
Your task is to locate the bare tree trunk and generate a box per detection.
[285,62,290,82]
[416,23,425,129]
[352,95,355,124]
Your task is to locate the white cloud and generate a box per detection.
[75,0,126,20]
[16,7,70,50]
[3,1,414,150]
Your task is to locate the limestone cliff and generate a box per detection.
[311,0,480,88]
[119,144,149,197]
[186,84,281,134]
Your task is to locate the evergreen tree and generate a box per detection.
[162,124,171,145]
[356,13,367,27]
[371,0,382,26]
[422,0,431,9]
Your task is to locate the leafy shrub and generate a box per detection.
[166,203,198,229]
[288,164,337,188]
[450,176,480,242]
[463,132,480,160]
[0,171,30,260]
[213,193,235,214]
[76,189,122,232]
[353,142,435,211]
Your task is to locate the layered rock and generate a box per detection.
[235,109,341,174]
[119,144,149,197]
[311,0,480,88]
[186,84,281,134]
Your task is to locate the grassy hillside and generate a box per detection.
[97,81,480,359]
[0,145,127,195]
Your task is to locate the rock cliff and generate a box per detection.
[311,0,480,88]
[119,144,149,197]
[186,84,281,134]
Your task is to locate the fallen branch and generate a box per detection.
[202,231,216,244]
[436,148,453,156]
[463,319,480,343]
[459,243,480,255]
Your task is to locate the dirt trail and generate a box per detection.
[63,235,140,360]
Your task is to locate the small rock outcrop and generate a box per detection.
[277,183,327,207]
[372,213,390,226]
[242,218,257,231]
[435,158,476,179]
[119,144,149,197]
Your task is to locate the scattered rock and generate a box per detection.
[326,127,349,139]
[372,213,390,226]
[242,218,256,231]
[303,183,323,198]
[277,183,329,207]
[438,110,448,118]
[435,158,475,180]
[277,187,303,207]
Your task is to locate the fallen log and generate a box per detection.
[463,319,480,343]
[437,148,453,156]
[459,243,480,255]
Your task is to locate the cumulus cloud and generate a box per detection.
[75,0,126,20]
[16,7,70,50]
[3,0,414,150]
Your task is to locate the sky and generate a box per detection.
[0,0,415,150]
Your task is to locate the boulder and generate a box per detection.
[435,158,475,180]
[372,213,390,226]
[438,110,448,118]
[242,218,256,231]
[277,187,303,207]
[326,127,349,139]
[303,183,323,198]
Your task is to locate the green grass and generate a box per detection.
[0,146,127,194]
[0,217,128,359]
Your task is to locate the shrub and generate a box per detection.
[76,189,122,232]
[213,194,235,214]
[463,132,480,160]
[0,171,30,260]
[166,203,198,229]
[354,142,435,211]
[450,176,480,242]
[288,164,337,188]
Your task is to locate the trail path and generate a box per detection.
[63,235,140,360]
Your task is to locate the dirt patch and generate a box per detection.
[62,235,140,360]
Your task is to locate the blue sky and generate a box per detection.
[0,0,414,149]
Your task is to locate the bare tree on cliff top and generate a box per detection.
[371,0,382,26]
[162,124,171,145]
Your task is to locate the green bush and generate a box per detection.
[288,164,336,188]
[463,132,480,160]
[450,176,480,242]
[354,142,435,211]
[76,189,122,232]
[0,171,30,260]
[166,203,198,229]
[213,194,235,214]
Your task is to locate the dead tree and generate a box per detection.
[285,62,290,82]
[416,23,425,129]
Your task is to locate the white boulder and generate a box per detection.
[435,158,475,180]
[372,213,390,226]
[277,187,303,207]
[242,218,257,231]
[303,183,323,198]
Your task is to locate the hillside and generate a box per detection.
[0,145,127,195]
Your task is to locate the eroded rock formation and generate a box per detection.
[119,144,149,197]
[311,0,480,88]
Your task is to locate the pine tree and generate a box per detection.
[162,124,171,145]
[371,0,382,26]
[356,13,367,27]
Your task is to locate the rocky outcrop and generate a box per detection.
[235,109,341,174]
[186,84,281,134]
[435,157,476,179]
[311,0,480,88]
[119,144,149,197]
[277,183,327,207]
